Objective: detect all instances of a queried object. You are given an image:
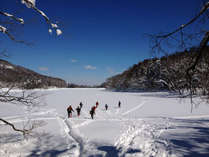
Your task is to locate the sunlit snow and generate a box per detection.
[0,88,209,157]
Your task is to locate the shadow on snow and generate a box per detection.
[27,133,70,157]
[166,119,209,157]
[96,145,141,157]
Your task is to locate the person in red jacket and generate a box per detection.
[90,106,96,119]
[67,105,74,118]
[96,101,99,108]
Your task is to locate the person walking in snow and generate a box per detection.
[76,106,81,117]
[96,101,99,108]
[90,106,96,119]
[105,104,108,111]
[118,101,121,108]
[79,102,83,109]
[67,105,74,118]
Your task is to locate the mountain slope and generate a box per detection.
[0,59,67,88]
[103,47,209,92]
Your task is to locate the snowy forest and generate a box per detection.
[104,47,209,96]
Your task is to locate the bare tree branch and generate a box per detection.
[0,0,61,135]
[186,31,209,75]
[0,118,33,135]
[148,1,209,110]
[149,1,209,55]
[156,2,209,39]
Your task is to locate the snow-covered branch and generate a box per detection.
[21,0,36,8]
[0,0,62,135]
[0,25,7,33]
[0,11,24,24]
[0,0,62,40]
[21,0,62,36]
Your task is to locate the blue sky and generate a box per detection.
[0,0,202,85]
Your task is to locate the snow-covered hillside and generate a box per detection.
[0,88,209,157]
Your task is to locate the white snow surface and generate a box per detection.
[0,88,209,157]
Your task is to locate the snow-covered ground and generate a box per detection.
[0,88,209,157]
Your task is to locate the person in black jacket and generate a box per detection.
[79,102,83,109]
[67,105,74,118]
[76,106,81,117]
[105,104,108,111]
[118,101,121,108]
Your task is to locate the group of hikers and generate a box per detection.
[67,101,121,119]
[67,102,83,118]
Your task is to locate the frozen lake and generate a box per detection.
[1,88,209,157]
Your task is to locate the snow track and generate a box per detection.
[64,119,85,157]
[56,113,93,157]
[73,119,94,129]
[1,108,57,122]
[122,101,146,116]
[55,116,81,157]
[56,116,75,150]
[3,89,207,157]
[0,106,170,157]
